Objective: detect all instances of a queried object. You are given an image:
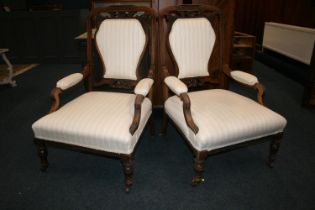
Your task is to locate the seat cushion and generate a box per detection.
[165,89,287,151]
[32,92,152,154]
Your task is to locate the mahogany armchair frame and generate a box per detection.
[34,5,157,192]
[160,5,283,185]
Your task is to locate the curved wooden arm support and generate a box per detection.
[81,64,91,78]
[180,93,199,134]
[49,87,63,113]
[223,64,265,105]
[223,64,232,77]
[254,83,265,105]
[148,67,155,101]
[161,66,198,134]
[49,65,91,113]
[82,64,93,91]
[162,66,170,101]
[129,94,145,135]
[129,62,154,135]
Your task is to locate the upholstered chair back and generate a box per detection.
[96,19,146,80]
[169,17,216,79]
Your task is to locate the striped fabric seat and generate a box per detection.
[165,89,287,151]
[32,92,152,154]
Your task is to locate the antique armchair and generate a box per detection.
[32,6,156,192]
[160,5,287,185]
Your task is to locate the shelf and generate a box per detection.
[233,44,253,48]
[232,31,256,73]
[232,55,252,60]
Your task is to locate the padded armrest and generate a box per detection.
[164,76,188,96]
[56,73,83,90]
[134,78,154,96]
[230,70,258,86]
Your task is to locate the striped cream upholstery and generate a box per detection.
[32,92,152,154]
[165,89,287,151]
[134,78,154,96]
[231,71,258,86]
[96,19,146,80]
[169,18,215,79]
[164,76,188,96]
[56,73,83,90]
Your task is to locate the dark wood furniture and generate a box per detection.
[32,5,157,192]
[231,31,256,73]
[160,5,286,185]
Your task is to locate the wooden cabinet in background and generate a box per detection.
[231,31,256,73]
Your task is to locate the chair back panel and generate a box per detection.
[169,18,215,79]
[87,6,156,90]
[96,19,146,80]
[161,5,224,89]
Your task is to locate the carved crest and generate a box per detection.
[92,6,155,29]
[162,5,223,25]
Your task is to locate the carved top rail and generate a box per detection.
[90,5,156,28]
[160,4,223,23]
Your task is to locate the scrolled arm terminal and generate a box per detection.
[56,73,83,90]
[164,76,188,96]
[134,78,154,96]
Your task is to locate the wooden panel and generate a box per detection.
[159,0,177,8]
[234,0,315,45]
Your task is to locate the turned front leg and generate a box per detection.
[192,151,207,186]
[121,155,133,192]
[268,133,283,168]
[36,140,49,172]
